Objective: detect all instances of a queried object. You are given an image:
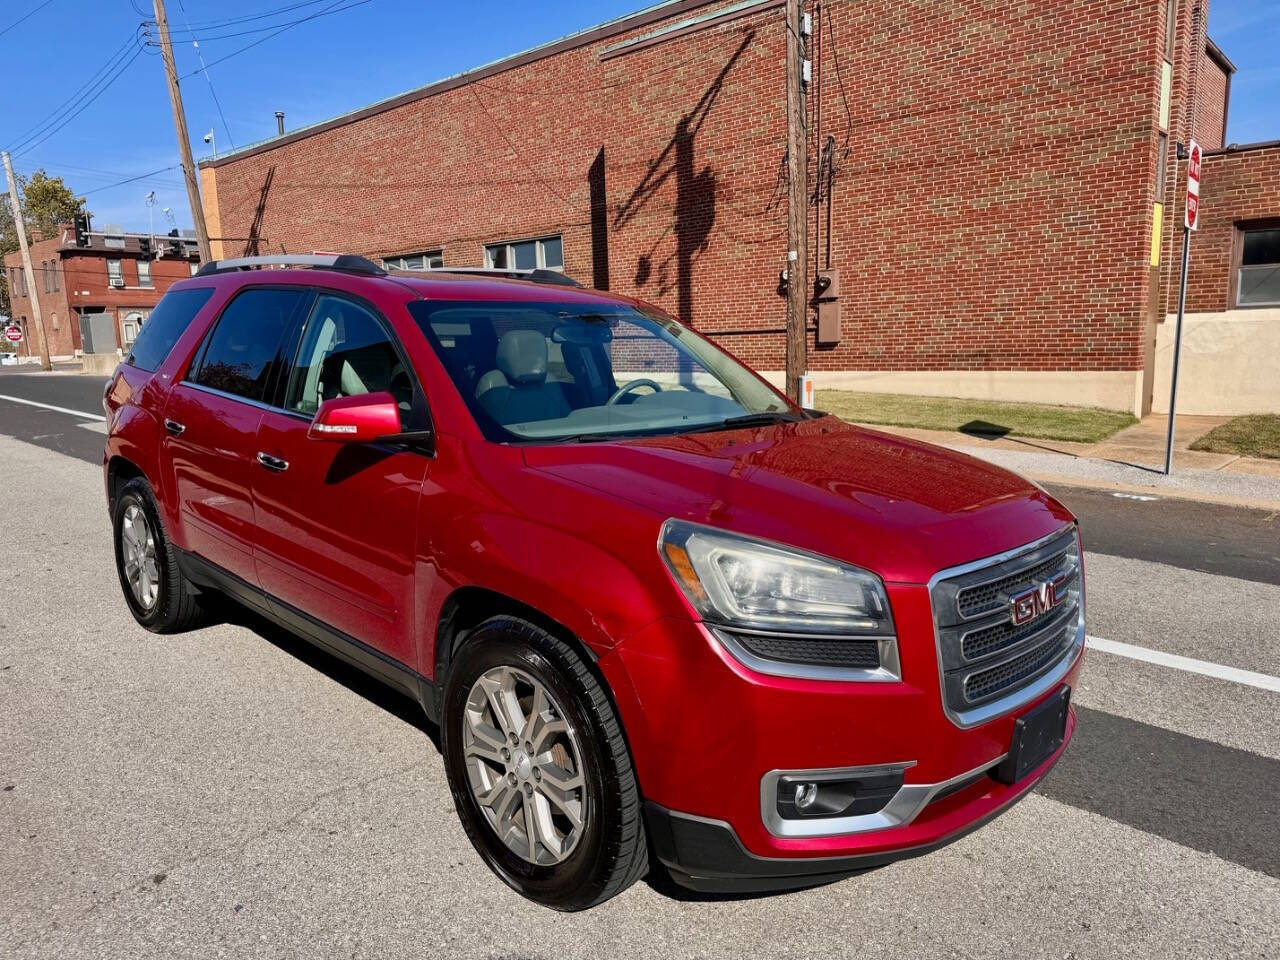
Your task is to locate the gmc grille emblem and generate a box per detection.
[1010,574,1068,626]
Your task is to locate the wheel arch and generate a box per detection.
[106,454,146,516]
[432,585,653,798]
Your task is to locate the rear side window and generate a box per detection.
[126,287,215,372]
[190,288,311,402]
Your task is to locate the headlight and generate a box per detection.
[658,519,894,637]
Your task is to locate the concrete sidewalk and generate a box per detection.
[858,415,1280,510]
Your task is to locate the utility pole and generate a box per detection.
[784,0,809,403]
[153,0,212,263]
[2,151,52,371]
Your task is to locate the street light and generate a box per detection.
[145,190,156,255]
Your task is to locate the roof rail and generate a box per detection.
[415,266,583,288]
[195,254,386,277]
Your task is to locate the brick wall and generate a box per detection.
[4,237,73,357]
[1164,144,1280,313]
[1193,52,1229,151]
[203,0,1177,379]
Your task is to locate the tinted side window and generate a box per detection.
[126,287,215,372]
[285,295,412,427]
[191,288,309,402]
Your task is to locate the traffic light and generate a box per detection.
[138,236,152,259]
[73,213,90,247]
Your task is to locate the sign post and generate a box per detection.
[1164,140,1201,475]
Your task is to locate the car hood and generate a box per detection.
[521,417,1074,584]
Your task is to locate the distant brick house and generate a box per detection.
[4,226,200,359]
[197,0,1277,414]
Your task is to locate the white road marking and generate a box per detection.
[1088,634,1280,693]
[1110,492,1159,501]
[0,393,105,421]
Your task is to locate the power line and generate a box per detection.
[175,0,236,149]
[0,0,55,38]
[15,159,183,187]
[5,29,146,156]
[175,0,373,80]
[11,43,146,159]
[168,0,338,32]
[77,165,184,196]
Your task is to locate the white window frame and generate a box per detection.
[137,258,153,287]
[106,259,124,285]
[383,250,443,271]
[484,235,563,272]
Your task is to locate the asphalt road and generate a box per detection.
[2,377,1278,959]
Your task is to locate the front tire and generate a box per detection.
[441,616,648,910]
[112,477,208,633]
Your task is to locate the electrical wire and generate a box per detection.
[76,165,185,196]
[175,0,373,80]
[8,34,147,159]
[175,0,236,149]
[166,0,339,32]
[15,159,183,188]
[3,29,143,154]
[0,0,55,38]
[822,3,852,156]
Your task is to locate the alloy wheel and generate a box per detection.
[120,502,160,610]
[461,665,587,866]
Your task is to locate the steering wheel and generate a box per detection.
[606,378,664,406]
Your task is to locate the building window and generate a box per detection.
[383,250,443,271]
[137,259,153,287]
[190,262,200,276]
[1165,0,1177,57]
[485,235,564,271]
[51,261,59,291]
[42,261,50,293]
[107,259,123,286]
[1237,227,1280,307]
[19,268,26,297]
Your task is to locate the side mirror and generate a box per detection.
[308,392,401,443]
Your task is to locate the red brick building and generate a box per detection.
[4,227,200,360]
[199,0,1270,414]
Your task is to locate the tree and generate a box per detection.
[0,169,89,317]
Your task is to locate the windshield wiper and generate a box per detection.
[676,411,805,435]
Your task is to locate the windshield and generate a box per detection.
[408,299,796,442]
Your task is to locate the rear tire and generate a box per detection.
[441,616,648,910]
[112,477,209,633]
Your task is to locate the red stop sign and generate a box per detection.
[4,324,22,343]
[1185,140,1202,231]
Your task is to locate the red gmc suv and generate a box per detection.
[103,254,1083,910]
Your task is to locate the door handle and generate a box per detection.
[256,452,289,472]
[164,418,185,436]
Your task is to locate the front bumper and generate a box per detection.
[602,580,1083,890]
[644,708,1074,892]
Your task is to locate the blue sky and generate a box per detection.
[2,0,1276,234]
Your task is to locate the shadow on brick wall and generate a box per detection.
[614,31,753,333]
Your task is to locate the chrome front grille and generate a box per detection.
[930,526,1084,728]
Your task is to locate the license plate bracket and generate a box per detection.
[994,686,1071,785]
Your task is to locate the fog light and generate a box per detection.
[793,782,819,811]
[775,769,905,820]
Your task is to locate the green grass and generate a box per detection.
[1189,415,1280,460]
[816,390,1138,444]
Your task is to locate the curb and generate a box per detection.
[1024,472,1280,513]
